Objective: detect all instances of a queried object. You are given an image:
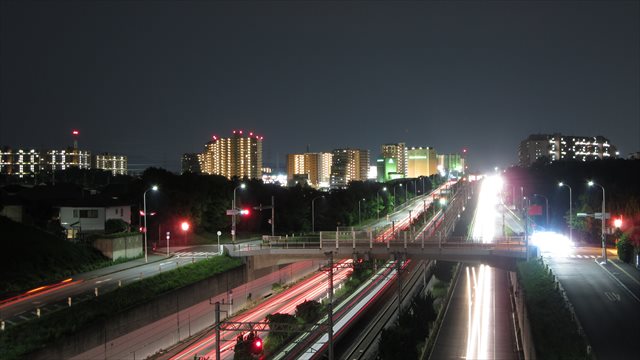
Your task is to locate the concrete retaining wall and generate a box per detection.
[31,265,246,360]
[93,234,143,260]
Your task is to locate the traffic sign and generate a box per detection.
[595,212,610,219]
[226,209,239,215]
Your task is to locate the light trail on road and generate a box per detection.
[171,259,354,360]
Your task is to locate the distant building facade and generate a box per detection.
[94,153,127,175]
[1,147,41,178]
[181,153,201,174]
[1,146,97,178]
[200,130,263,179]
[437,154,465,176]
[407,147,438,178]
[287,152,332,188]
[376,157,404,182]
[518,133,618,167]
[42,148,91,172]
[381,143,407,178]
[330,148,369,188]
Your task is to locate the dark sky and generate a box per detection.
[1,1,639,173]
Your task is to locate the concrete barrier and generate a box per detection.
[30,265,246,360]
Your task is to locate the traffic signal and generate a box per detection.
[251,337,263,354]
[240,208,250,216]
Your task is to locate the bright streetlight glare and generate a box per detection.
[240,183,246,189]
[530,231,574,256]
[588,180,595,187]
[151,185,159,191]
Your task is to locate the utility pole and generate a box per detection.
[215,301,221,360]
[396,257,402,320]
[253,196,275,236]
[325,251,335,360]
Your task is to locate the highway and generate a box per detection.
[544,246,640,359]
[430,175,519,359]
[0,250,214,328]
[167,259,354,360]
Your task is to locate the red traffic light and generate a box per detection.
[254,339,262,349]
[240,209,250,216]
[181,221,190,231]
[613,217,623,229]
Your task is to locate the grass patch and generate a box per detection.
[0,255,243,360]
[517,259,589,360]
[0,216,113,294]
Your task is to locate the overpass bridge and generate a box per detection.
[228,180,534,275]
[227,236,530,272]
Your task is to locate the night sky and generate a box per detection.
[1,1,638,173]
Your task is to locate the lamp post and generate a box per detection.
[588,180,607,263]
[532,193,549,227]
[311,195,324,233]
[358,198,366,226]
[143,185,158,263]
[232,183,246,243]
[377,187,387,219]
[216,230,222,254]
[394,183,403,210]
[412,180,417,199]
[558,182,573,244]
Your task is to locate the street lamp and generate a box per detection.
[217,230,222,254]
[393,183,403,210]
[232,183,246,243]
[377,187,387,219]
[558,182,573,244]
[311,195,325,233]
[532,194,549,227]
[358,198,366,226]
[143,185,158,263]
[588,180,607,263]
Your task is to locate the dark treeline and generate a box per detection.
[503,159,640,246]
[1,168,442,243]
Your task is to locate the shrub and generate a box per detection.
[616,234,634,263]
[295,300,322,324]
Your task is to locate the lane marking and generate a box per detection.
[596,260,640,304]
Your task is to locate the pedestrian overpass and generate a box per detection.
[228,235,532,274]
[228,180,534,275]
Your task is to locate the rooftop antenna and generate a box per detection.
[71,129,80,150]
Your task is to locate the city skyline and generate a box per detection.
[1,1,638,172]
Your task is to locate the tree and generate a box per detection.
[616,233,634,263]
[295,300,322,324]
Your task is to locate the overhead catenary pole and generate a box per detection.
[326,251,335,360]
[215,301,221,360]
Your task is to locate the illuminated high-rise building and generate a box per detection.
[518,134,618,167]
[200,130,263,179]
[437,154,465,176]
[286,152,332,188]
[181,153,201,174]
[0,147,41,178]
[330,148,369,188]
[94,153,127,175]
[42,148,91,172]
[407,147,438,177]
[381,143,407,178]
